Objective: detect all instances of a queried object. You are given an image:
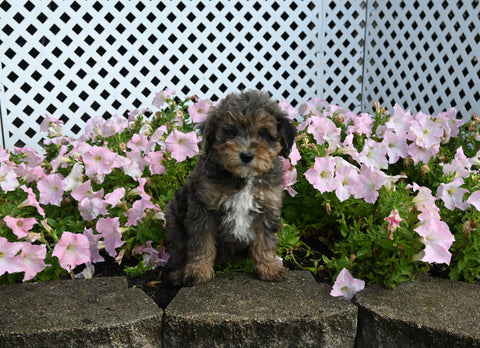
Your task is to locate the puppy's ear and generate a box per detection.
[277,116,297,158]
[197,113,216,154]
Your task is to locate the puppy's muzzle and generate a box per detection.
[240,152,255,164]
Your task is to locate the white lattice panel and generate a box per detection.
[319,0,367,112]
[362,0,480,120]
[0,0,321,151]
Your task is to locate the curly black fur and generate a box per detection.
[165,90,296,286]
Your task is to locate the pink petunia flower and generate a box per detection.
[0,148,10,162]
[358,138,388,169]
[0,237,24,276]
[443,147,471,178]
[19,242,48,281]
[382,130,409,164]
[52,232,90,272]
[407,142,439,165]
[127,134,149,152]
[384,209,403,239]
[347,113,373,137]
[78,197,108,221]
[122,150,149,178]
[278,100,298,120]
[152,88,175,108]
[64,163,84,191]
[435,107,463,142]
[296,117,312,132]
[82,145,118,177]
[128,108,150,121]
[411,184,441,219]
[82,228,104,263]
[125,198,155,226]
[188,99,212,123]
[96,217,124,257]
[282,158,298,197]
[14,163,46,183]
[436,177,470,211]
[74,262,95,279]
[466,190,480,211]
[288,142,301,166]
[71,180,104,202]
[304,157,336,193]
[333,161,361,202]
[4,216,37,239]
[14,146,44,168]
[78,116,103,141]
[18,185,45,217]
[0,162,19,192]
[148,125,168,147]
[106,114,129,135]
[330,267,365,300]
[337,133,360,161]
[165,130,199,162]
[40,114,64,137]
[385,104,412,135]
[324,104,347,119]
[128,177,151,201]
[384,209,402,229]
[136,241,170,269]
[307,116,341,150]
[37,173,67,206]
[353,166,389,204]
[409,112,443,149]
[146,151,167,175]
[104,187,126,207]
[298,97,327,116]
[414,218,455,265]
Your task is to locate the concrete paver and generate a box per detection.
[0,277,163,347]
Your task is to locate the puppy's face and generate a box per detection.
[217,110,281,178]
[200,91,296,178]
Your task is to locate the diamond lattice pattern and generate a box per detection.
[362,0,480,119]
[320,0,367,112]
[0,1,320,151]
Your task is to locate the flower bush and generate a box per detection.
[282,99,480,289]
[1,89,480,293]
[0,91,202,283]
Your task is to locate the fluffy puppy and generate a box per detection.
[165,90,296,286]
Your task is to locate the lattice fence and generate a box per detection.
[0,0,321,151]
[320,0,367,112]
[362,0,480,119]
[1,1,479,152]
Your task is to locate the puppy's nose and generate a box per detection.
[240,152,255,163]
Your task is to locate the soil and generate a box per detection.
[93,254,181,310]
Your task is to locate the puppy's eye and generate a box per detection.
[224,126,238,138]
[258,128,273,140]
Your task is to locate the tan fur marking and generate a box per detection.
[250,231,287,282]
[183,230,217,285]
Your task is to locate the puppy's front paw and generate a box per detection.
[183,263,215,286]
[256,262,288,282]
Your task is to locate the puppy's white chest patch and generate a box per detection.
[221,179,262,243]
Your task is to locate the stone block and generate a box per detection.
[0,277,163,347]
[164,270,357,347]
[354,275,480,347]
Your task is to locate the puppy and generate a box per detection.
[165,90,296,286]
